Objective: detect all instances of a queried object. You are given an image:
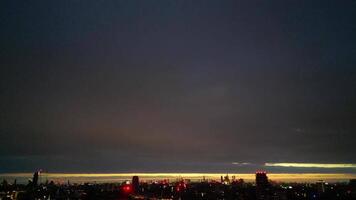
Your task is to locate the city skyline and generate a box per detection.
[1,172,356,184]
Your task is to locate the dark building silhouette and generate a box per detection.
[256,171,269,200]
[132,176,139,194]
[32,171,39,187]
[256,171,268,187]
[350,179,356,198]
[1,176,355,199]
[316,180,325,194]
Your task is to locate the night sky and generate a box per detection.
[1,0,356,173]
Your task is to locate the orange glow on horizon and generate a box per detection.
[1,173,356,183]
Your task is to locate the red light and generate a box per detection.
[122,184,132,193]
[176,182,187,192]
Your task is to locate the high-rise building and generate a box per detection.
[32,171,39,187]
[316,180,326,194]
[349,179,356,198]
[132,176,139,194]
[256,171,268,187]
[256,171,269,200]
[222,174,230,184]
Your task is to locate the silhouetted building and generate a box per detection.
[132,176,139,194]
[256,171,269,200]
[222,174,230,184]
[256,171,268,187]
[32,171,39,187]
[1,176,355,200]
[316,180,325,194]
[349,179,356,198]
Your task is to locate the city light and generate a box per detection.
[121,184,132,193]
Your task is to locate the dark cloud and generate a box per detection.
[1,0,356,172]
